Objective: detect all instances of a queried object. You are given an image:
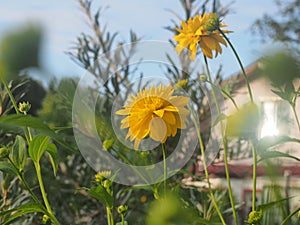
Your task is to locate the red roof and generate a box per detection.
[196,163,300,178]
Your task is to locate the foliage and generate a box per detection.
[252,0,300,55]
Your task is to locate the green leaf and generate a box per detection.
[0,202,47,225]
[46,143,58,176]
[212,113,227,127]
[28,135,51,163]
[258,151,300,162]
[0,161,18,175]
[257,136,300,152]
[0,114,76,152]
[11,135,27,171]
[257,196,294,212]
[88,185,114,208]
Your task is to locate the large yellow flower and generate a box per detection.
[116,84,190,150]
[174,13,232,60]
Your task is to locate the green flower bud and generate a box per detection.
[18,101,31,114]
[203,13,220,33]
[95,170,111,183]
[117,205,128,215]
[199,74,207,82]
[247,210,263,224]
[42,214,50,224]
[0,146,9,158]
[103,179,112,189]
[103,139,114,151]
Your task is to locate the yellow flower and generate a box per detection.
[174,12,232,60]
[116,84,190,150]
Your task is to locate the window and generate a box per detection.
[260,100,292,138]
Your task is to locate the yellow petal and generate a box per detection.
[169,96,189,107]
[153,109,165,118]
[163,111,176,125]
[116,108,130,115]
[199,40,213,58]
[134,139,141,150]
[149,117,167,142]
[163,105,178,112]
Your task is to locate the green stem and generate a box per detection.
[106,207,114,225]
[219,29,254,103]
[292,105,300,133]
[161,144,167,196]
[114,150,150,185]
[280,207,300,225]
[121,214,125,225]
[1,77,31,143]
[106,207,112,225]
[222,138,238,225]
[208,80,239,110]
[24,111,33,141]
[7,156,40,204]
[34,162,60,225]
[251,141,257,212]
[203,56,238,225]
[0,77,19,114]
[190,110,226,225]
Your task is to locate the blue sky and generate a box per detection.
[0,0,278,82]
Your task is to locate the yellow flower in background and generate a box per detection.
[174,12,232,60]
[116,84,190,150]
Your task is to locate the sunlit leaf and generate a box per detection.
[28,135,51,163]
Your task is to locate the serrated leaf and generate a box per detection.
[28,135,51,163]
[0,114,76,152]
[11,135,27,171]
[258,151,300,162]
[46,143,58,176]
[88,185,114,208]
[0,161,18,175]
[0,202,47,225]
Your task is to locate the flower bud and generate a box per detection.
[103,139,114,151]
[247,210,263,224]
[199,74,207,82]
[203,13,220,33]
[117,205,128,215]
[95,171,111,183]
[42,214,50,224]
[18,101,31,114]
